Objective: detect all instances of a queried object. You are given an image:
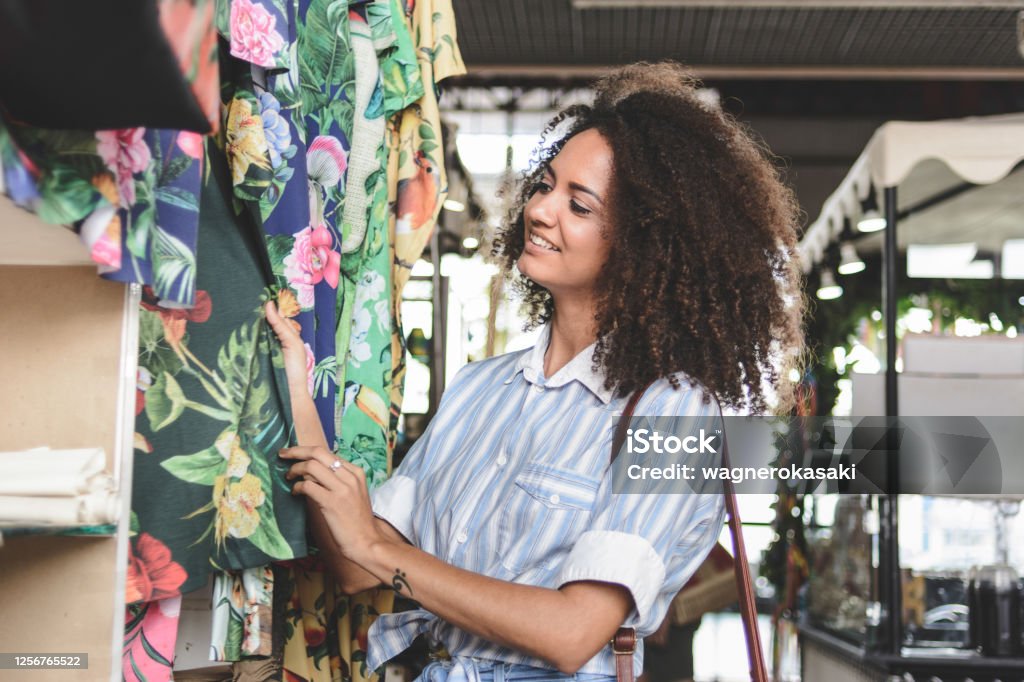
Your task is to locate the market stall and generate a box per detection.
[795,114,1024,682]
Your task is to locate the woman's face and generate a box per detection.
[517,128,614,299]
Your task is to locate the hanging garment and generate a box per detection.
[0,0,219,133]
[278,557,378,682]
[275,3,464,679]
[276,5,423,681]
[0,122,204,306]
[211,0,358,660]
[131,140,306,603]
[211,566,275,660]
[124,596,184,682]
[334,1,406,483]
[220,0,355,451]
[386,0,465,450]
[207,1,462,678]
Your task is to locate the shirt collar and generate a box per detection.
[509,322,615,404]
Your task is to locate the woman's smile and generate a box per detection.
[527,230,561,252]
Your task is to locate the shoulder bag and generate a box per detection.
[608,384,769,682]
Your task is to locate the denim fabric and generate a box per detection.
[419,658,616,682]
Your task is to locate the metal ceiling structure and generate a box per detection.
[451,0,1024,82]
[439,1,1024,241]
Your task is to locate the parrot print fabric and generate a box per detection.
[273,7,422,680]
[386,0,465,451]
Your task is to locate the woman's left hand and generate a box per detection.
[281,446,384,564]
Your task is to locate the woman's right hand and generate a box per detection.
[265,299,312,398]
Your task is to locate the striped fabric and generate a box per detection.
[368,322,727,677]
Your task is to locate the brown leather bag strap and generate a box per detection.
[611,628,637,682]
[609,382,653,682]
[609,386,769,682]
[715,400,770,682]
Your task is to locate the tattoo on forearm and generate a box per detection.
[391,568,413,596]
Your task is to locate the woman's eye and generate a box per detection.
[570,200,592,216]
[534,180,553,194]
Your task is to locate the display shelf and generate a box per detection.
[0,264,139,682]
[0,524,118,538]
[800,622,1024,680]
[804,492,1024,681]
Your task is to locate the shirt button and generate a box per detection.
[456,531,468,543]
[497,455,508,466]
[550,494,560,505]
[533,384,545,393]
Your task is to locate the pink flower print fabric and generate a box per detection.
[123,596,181,682]
[282,224,341,308]
[96,128,152,207]
[230,0,286,68]
[0,123,203,306]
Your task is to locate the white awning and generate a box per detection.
[799,113,1024,273]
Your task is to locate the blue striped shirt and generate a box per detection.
[368,322,726,676]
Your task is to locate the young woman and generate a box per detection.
[266,62,804,682]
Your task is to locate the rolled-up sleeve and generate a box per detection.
[370,405,440,544]
[557,492,724,634]
[370,473,418,543]
[370,364,474,544]
[556,377,728,634]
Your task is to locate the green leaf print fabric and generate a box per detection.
[131,141,305,599]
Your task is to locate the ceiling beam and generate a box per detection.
[572,0,1024,8]
[455,65,1024,81]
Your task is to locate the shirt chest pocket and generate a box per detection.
[496,463,601,575]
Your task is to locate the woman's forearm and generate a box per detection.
[287,379,330,451]
[288,382,383,592]
[357,538,631,673]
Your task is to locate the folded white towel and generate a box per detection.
[0,491,120,526]
[0,447,110,496]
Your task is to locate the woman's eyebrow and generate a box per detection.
[545,164,604,205]
[569,182,603,205]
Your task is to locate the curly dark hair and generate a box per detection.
[491,62,806,414]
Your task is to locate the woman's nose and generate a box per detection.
[527,192,556,227]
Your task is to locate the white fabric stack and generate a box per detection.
[0,447,119,526]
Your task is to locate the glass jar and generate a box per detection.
[967,564,1020,657]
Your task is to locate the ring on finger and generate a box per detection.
[329,459,343,473]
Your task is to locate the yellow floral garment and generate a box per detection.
[387,0,465,449]
[279,1,464,682]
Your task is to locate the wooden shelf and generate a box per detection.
[0,264,139,682]
[0,193,94,265]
